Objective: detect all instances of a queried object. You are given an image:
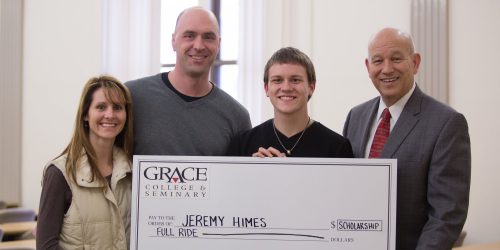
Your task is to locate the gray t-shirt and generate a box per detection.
[126,72,251,156]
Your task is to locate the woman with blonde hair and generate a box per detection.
[37,75,133,249]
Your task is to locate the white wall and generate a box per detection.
[257,0,411,130]
[310,0,411,132]
[449,0,500,245]
[20,0,500,246]
[22,0,103,209]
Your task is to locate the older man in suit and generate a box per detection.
[343,27,471,250]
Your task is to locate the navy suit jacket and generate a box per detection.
[343,86,471,250]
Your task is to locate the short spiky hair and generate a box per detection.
[263,47,316,85]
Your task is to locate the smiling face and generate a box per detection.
[265,63,315,117]
[365,28,421,107]
[85,87,126,144]
[171,8,220,78]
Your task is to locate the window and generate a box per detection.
[160,0,239,98]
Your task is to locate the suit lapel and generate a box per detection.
[381,86,423,158]
[357,99,380,157]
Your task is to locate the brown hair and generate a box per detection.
[263,47,316,85]
[60,75,133,185]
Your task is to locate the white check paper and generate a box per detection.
[130,156,397,250]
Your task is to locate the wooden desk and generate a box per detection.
[0,221,36,236]
[453,241,500,250]
[5,202,20,208]
[0,239,35,249]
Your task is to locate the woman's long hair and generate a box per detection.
[60,75,133,185]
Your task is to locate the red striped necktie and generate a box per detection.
[369,108,391,158]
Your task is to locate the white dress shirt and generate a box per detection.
[364,83,416,158]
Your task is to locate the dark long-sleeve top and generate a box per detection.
[227,119,354,158]
[37,165,71,250]
[37,165,112,250]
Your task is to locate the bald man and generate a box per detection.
[126,7,251,156]
[343,27,471,249]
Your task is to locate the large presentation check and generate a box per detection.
[130,156,397,250]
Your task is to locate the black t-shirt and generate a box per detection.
[227,119,354,158]
[161,72,213,102]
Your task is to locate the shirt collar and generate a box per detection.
[75,146,131,188]
[376,82,416,127]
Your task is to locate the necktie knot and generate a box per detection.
[382,108,391,120]
[369,108,391,158]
